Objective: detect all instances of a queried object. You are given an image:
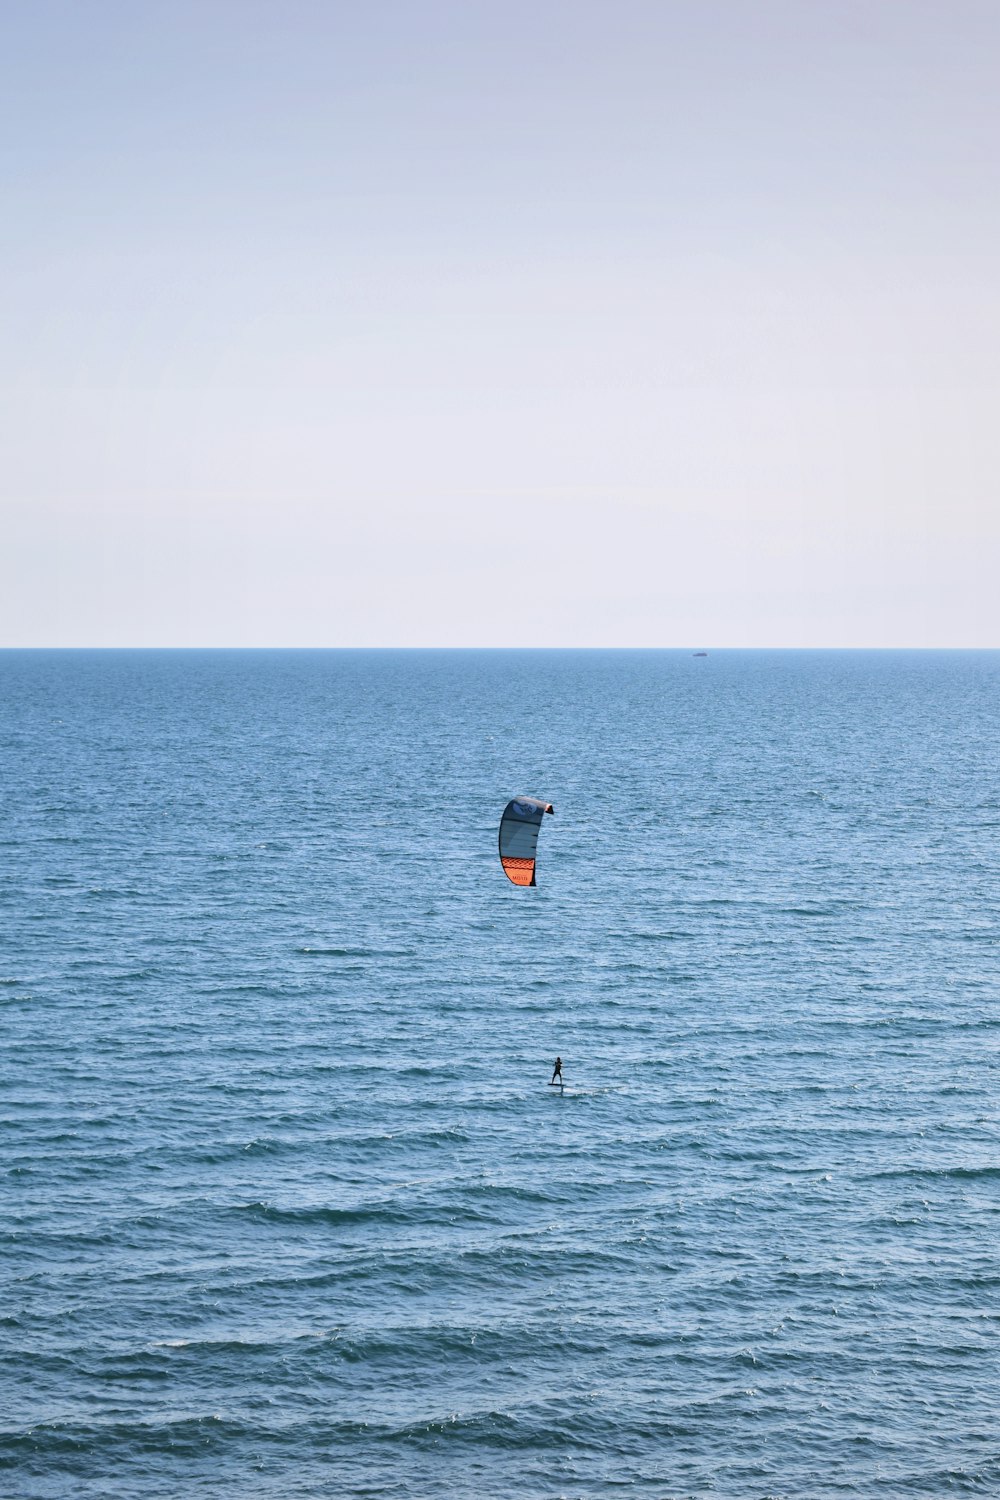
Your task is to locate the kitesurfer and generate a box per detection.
[551,1056,563,1084]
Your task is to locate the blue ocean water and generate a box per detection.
[2,649,999,1499]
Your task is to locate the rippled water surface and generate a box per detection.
[3,649,999,1498]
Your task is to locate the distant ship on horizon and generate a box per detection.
[693,651,708,657]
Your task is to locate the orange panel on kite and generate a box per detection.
[501,856,536,886]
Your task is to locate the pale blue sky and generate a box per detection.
[3,1,999,645]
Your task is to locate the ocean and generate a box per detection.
[2,649,999,1498]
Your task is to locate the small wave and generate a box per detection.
[607,929,687,943]
[296,946,414,958]
[870,1164,1000,1182]
[340,1401,697,1448]
[232,1199,421,1228]
[211,982,276,996]
[325,1323,605,1366]
[0,1412,253,1459]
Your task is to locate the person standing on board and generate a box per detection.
[551,1056,563,1085]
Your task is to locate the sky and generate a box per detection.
[2,0,999,646]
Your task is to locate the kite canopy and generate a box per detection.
[499,797,554,887]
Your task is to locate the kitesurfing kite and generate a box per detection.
[498,797,554,887]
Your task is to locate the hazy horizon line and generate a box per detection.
[3,644,998,654]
